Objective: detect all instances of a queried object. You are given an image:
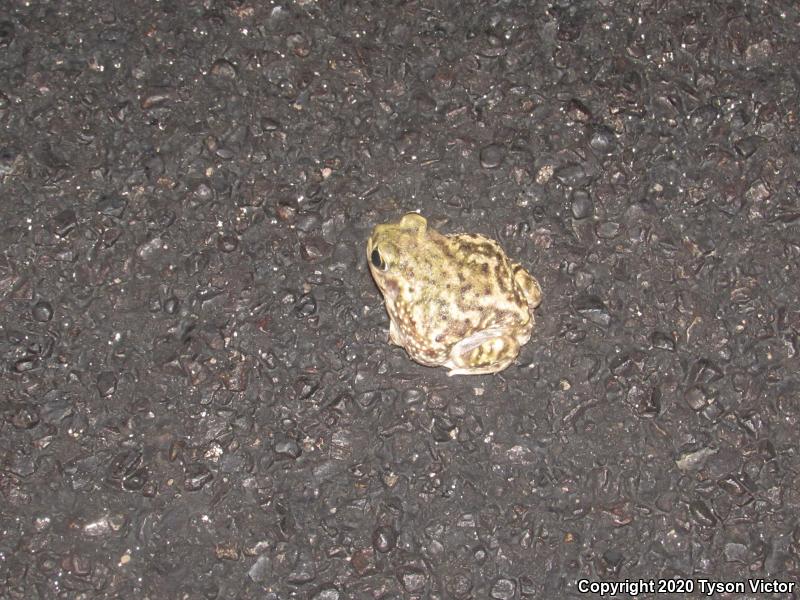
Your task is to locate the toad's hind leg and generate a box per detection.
[512,263,542,309]
[444,327,521,376]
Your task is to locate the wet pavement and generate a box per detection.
[1,1,799,598]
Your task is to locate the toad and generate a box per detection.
[367,213,542,375]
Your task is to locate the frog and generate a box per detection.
[366,213,542,375]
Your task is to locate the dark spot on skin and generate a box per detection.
[481,263,489,274]
[461,284,473,295]
[439,241,459,262]
[446,321,470,339]
[459,237,499,259]
[483,286,491,296]
[459,244,478,259]
[496,273,511,294]
[494,310,517,326]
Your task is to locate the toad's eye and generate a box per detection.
[371,248,387,271]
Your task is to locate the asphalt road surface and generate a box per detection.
[1,1,799,598]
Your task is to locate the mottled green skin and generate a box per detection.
[367,213,542,375]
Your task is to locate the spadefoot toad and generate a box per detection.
[367,213,542,375]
